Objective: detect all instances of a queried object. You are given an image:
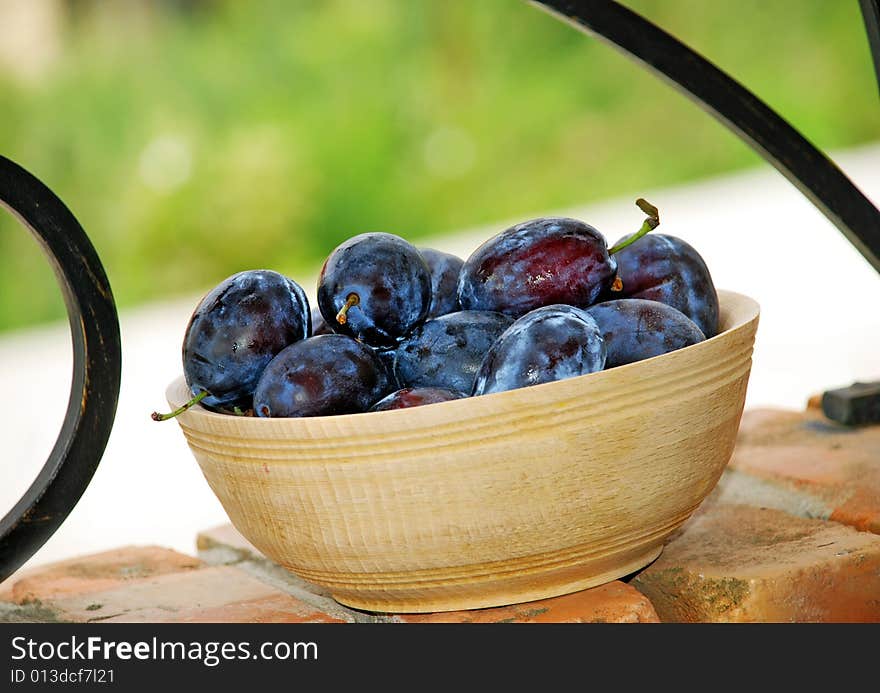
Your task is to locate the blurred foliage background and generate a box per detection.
[0,0,877,332]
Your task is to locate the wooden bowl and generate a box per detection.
[167,289,759,613]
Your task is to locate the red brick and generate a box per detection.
[197,524,262,561]
[730,408,880,534]
[631,500,880,622]
[195,524,349,613]
[393,581,659,623]
[149,594,343,624]
[0,545,346,623]
[51,566,345,623]
[0,546,202,604]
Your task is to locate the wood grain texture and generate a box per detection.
[167,290,759,613]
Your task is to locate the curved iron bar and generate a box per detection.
[532,0,880,274]
[0,156,121,582]
[861,0,880,93]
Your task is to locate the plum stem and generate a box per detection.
[608,198,660,255]
[151,390,208,421]
[336,292,360,325]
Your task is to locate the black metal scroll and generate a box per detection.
[532,0,880,274]
[0,156,121,582]
[861,0,880,94]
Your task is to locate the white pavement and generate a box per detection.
[4,142,880,572]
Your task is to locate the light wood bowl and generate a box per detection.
[167,289,759,613]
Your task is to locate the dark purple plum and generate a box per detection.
[587,299,705,368]
[457,217,618,318]
[419,247,464,318]
[181,269,310,411]
[317,232,431,348]
[393,310,513,393]
[310,307,332,336]
[609,233,719,338]
[253,334,392,417]
[372,346,400,390]
[473,305,606,395]
[370,387,467,412]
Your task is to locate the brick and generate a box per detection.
[392,581,659,623]
[197,524,262,563]
[0,546,202,604]
[0,545,347,624]
[0,600,70,623]
[196,524,360,622]
[711,468,830,521]
[730,408,880,534]
[51,566,346,623]
[631,501,880,622]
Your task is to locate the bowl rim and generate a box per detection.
[165,288,759,427]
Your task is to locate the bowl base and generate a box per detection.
[325,543,664,614]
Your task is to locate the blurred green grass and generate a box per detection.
[1,0,877,332]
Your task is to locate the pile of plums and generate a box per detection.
[154,199,719,420]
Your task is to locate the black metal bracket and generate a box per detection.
[532,0,880,274]
[861,0,880,94]
[822,381,880,426]
[0,156,121,582]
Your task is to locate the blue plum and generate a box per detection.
[457,217,618,318]
[393,310,513,393]
[419,247,464,318]
[587,299,705,368]
[609,233,719,338]
[473,304,606,395]
[372,346,401,391]
[317,232,432,348]
[310,306,332,336]
[254,334,392,417]
[182,269,310,411]
[370,387,467,412]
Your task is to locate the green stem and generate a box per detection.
[608,198,660,255]
[151,390,208,421]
